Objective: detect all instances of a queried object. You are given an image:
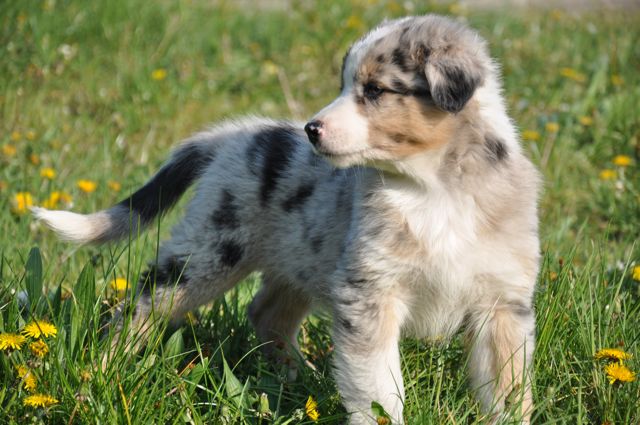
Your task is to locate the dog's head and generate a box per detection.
[305,15,493,169]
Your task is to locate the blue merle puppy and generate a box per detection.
[34,14,540,424]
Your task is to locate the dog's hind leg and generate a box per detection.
[248,276,311,378]
[466,302,535,424]
[104,230,251,368]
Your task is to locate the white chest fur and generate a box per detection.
[377,181,480,338]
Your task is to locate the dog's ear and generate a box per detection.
[423,46,484,113]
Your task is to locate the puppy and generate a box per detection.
[34,14,540,424]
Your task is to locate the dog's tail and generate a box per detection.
[32,136,216,244]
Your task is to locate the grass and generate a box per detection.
[1,0,639,423]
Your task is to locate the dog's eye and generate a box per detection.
[363,83,384,100]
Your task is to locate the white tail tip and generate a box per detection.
[31,207,99,243]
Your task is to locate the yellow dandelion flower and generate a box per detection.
[29,153,40,165]
[11,192,34,215]
[23,393,59,408]
[151,68,167,81]
[40,167,56,180]
[578,116,593,126]
[58,191,72,203]
[107,180,121,192]
[612,155,632,167]
[110,278,128,297]
[604,362,636,384]
[386,0,403,14]
[345,15,365,31]
[22,320,58,339]
[377,417,391,425]
[42,191,72,209]
[545,122,559,133]
[0,333,27,350]
[2,144,17,157]
[262,60,279,77]
[595,348,632,362]
[448,2,464,15]
[599,169,616,181]
[30,339,49,357]
[560,67,587,83]
[610,74,623,86]
[10,131,22,142]
[16,365,37,392]
[632,265,640,281]
[77,179,97,193]
[549,8,563,20]
[522,130,540,142]
[305,396,320,421]
[26,130,37,141]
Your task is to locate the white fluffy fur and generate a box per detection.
[31,207,104,243]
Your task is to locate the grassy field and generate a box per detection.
[1,0,639,423]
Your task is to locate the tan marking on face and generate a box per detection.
[368,95,459,157]
[351,50,472,161]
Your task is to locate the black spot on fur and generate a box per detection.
[139,257,188,295]
[212,189,240,230]
[346,277,367,288]
[338,317,355,332]
[418,43,431,62]
[249,125,299,206]
[391,47,412,73]
[430,65,479,113]
[310,235,324,253]
[218,240,244,268]
[119,143,215,224]
[484,134,509,163]
[376,54,386,64]
[282,183,315,212]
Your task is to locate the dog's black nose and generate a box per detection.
[304,120,323,146]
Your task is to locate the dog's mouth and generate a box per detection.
[312,147,368,168]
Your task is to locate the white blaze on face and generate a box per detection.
[310,18,412,164]
[310,95,369,157]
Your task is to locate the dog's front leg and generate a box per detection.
[466,302,535,423]
[332,293,406,424]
